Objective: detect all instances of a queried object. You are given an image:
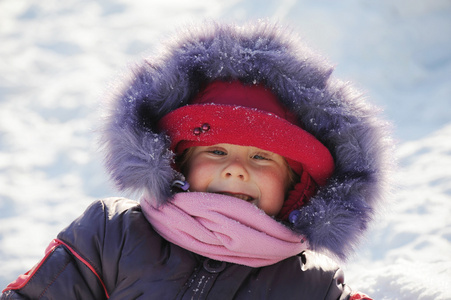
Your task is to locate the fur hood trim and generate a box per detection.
[100,21,393,260]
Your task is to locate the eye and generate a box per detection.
[209,149,227,156]
[251,154,270,160]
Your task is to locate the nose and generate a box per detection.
[222,159,249,181]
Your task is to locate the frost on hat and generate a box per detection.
[158,80,334,186]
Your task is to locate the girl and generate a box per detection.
[1,21,391,299]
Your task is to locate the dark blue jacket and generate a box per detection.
[2,198,366,300]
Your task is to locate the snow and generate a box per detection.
[1,0,450,299]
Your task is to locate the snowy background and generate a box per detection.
[1,0,450,299]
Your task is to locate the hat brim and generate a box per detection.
[158,104,334,186]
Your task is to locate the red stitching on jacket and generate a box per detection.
[55,239,110,299]
[38,259,71,298]
[2,239,110,299]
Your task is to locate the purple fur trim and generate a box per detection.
[99,21,393,260]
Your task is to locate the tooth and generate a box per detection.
[216,192,251,201]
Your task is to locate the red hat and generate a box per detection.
[158,80,334,186]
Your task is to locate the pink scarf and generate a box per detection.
[140,192,309,267]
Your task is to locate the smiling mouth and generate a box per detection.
[215,192,254,202]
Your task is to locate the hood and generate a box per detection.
[100,21,393,261]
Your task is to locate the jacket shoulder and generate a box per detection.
[1,198,149,299]
[57,197,191,298]
[296,250,353,300]
[56,198,142,263]
[296,250,374,300]
[58,197,142,246]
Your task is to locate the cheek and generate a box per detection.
[258,172,287,197]
[266,177,288,203]
[258,184,285,216]
[185,160,216,192]
[260,168,288,192]
[255,168,289,214]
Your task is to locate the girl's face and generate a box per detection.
[184,143,291,216]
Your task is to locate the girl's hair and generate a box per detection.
[176,147,299,193]
[176,147,195,177]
